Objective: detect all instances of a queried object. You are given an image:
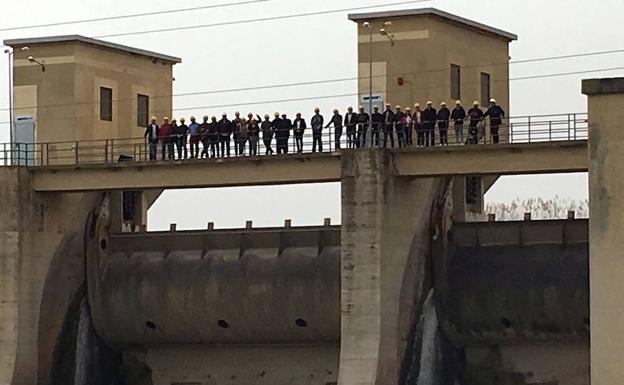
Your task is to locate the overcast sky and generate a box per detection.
[1,0,621,229]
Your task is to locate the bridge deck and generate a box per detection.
[29,141,587,192]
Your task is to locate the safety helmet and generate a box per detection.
[274,112,280,117]
[426,101,433,105]
[455,100,461,105]
[440,101,447,106]
[163,116,169,121]
[264,113,270,119]
[473,100,480,106]
[490,98,497,103]
[150,115,157,121]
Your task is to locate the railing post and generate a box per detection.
[111,139,114,162]
[2,143,6,165]
[549,121,552,142]
[568,114,572,141]
[574,113,578,140]
[104,139,109,163]
[509,122,514,144]
[528,116,532,143]
[74,141,79,164]
[40,143,44,166]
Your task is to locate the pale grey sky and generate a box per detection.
[1,0,620,229]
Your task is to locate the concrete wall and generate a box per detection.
[356,15,510,112]
[135,346,339,385]
[12,41,174,143]
[0,167,100,385]
[339,149,448,385]
[582,78,624,385]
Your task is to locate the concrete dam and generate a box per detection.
[48,193,589,385]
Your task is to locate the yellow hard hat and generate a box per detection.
[455,100,461,105]
[473,100,480,105]
[440,101,447,106]
[150,115,157,120]
[414,103,420,108]
[405,107,411,111]
[395,105,401,109]
[426,101,433,105]
[163,116,169,120]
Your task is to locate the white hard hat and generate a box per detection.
[490,98,497,103]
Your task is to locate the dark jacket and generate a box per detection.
[371,112,383,130]
[293,118,307,136]
[144,123,159,142]
[326,114,343,129]
[357,112,370,126]
[275,118,291,139]
[261,120,274,139]
[382,110,394,132]
[248,121,260,138]
[422,107,438,126]
[468,108,484,127]
[393,111,405,130]
[451,107,466,124]
[484,105,505,125]
[311,114,324,132]
[199,122,210,141]
[344,112,358,132]
[437,107,451,128]
[207,121,218,140]
[218,118,232,137]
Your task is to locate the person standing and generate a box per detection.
[144,115,159,161]
[382,104,395,148]
[199,115,210,159]
[467,101,484,144]
[484,98,505,144]
[232,112,243,156]
[422,101,437,146]
[207,116,219,158]
[437,102,451,146]
[451,100,466,144]
[218,113,232,157]
[170,118,180,159]
[293,112,307,153]
[325,109,343,151]
[261,114,274,155]
[248,117,260,156]
[356,106,370,148]
[159,117,173,160]
[177,117,189,159]
[371,106,383,147]
[311,107,324,152]
[344,106,358,149]
[275,113,291,154]
[188,116,200,159]
[394,105,406,148]
[413,103,423,146]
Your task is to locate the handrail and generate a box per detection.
[0,112,589,167]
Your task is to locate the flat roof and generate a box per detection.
[348,7,518,41]
[4,35,182,64]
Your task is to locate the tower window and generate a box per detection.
[100,87,113,121]
[137,94,149,127]
[450,64,461,100]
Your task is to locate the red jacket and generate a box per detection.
[159,123,172,140]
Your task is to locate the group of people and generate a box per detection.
[143,98,505,161]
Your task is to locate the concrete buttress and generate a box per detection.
[339,149,447,385]
[0,167,100,385]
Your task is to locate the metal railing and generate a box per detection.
[0,113,588,167]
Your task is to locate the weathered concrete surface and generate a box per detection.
[439,220,589,345]
[88,228,341,347]
[29,142,587,192]
[0,167,100,385]
[583,77,624,385]
[136,345,339,385]
[339,149,448,385]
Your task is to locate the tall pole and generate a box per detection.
[5,50,13,164]
[363,21,373,146]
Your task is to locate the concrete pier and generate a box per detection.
[583,77,624,385]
